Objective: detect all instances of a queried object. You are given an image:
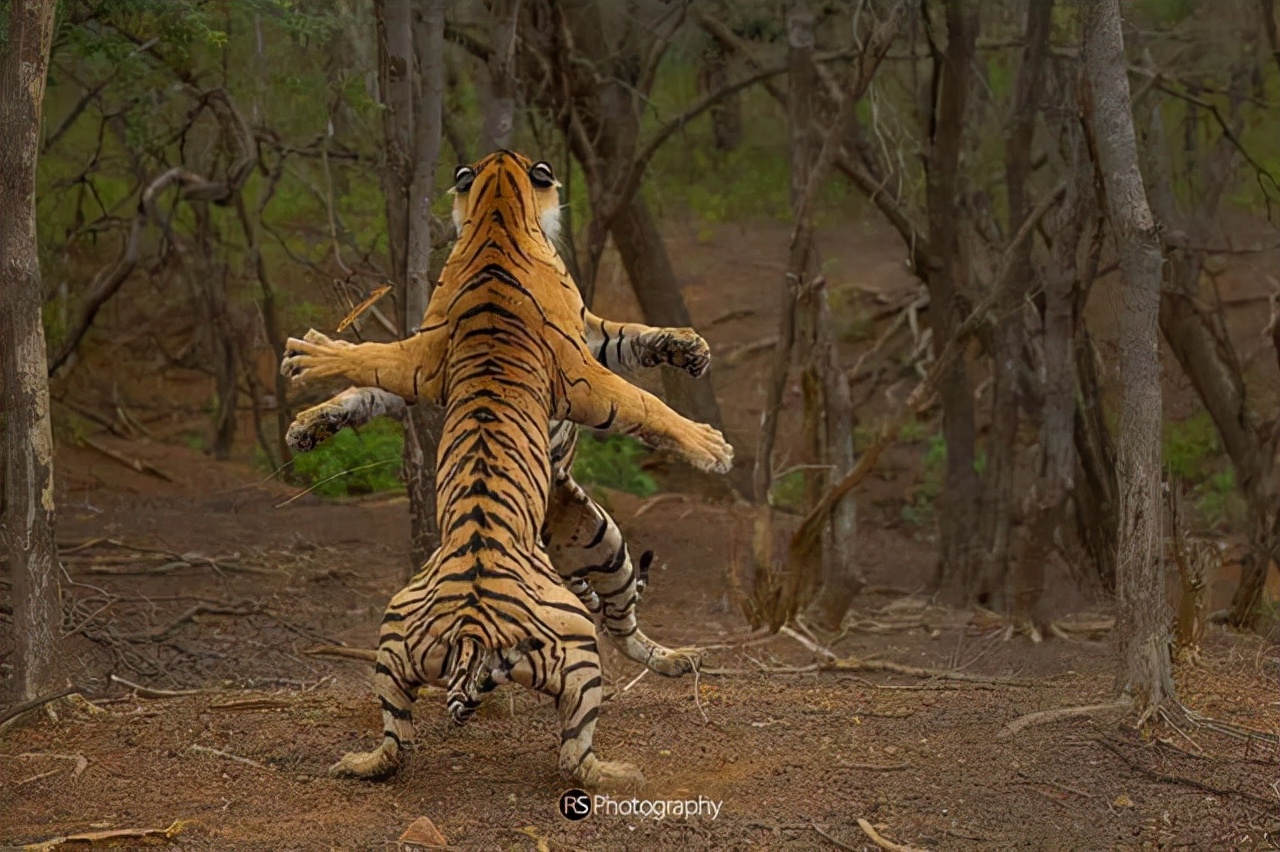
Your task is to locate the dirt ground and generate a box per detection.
[3,216,1280,850]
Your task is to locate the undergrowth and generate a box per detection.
[572,432,657,497]
[288,419,404,497]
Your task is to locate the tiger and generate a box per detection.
[287,311,712,676]
[279,151,733,790]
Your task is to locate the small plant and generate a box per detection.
[768,468,808,513]
[572,432,657,497]
[291,419,404,497]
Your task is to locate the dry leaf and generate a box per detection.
[399,816,447,848]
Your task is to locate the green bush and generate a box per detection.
[572,432,657,497]
[291,419,404,497]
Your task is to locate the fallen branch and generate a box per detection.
[0,687,77,729]
[122,603,262,641]
[856,818,928,852]
[188,743,272,771]
[25,820,188,852]
[303,644,377,662]
[811,821,858,851]
[997,700,1130,739]
[80,435,174,482]
[782,626,1036,686]
[110,674,206,698]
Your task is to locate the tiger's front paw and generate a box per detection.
[286,401,346,452]
[280,329,354,383]
[643,328,711,379]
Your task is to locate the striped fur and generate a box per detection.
[288,318,709,677]
[280,151,732,790]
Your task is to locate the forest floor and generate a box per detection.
[3,216,1280,850]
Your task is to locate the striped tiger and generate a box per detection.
[287,314,711,676]
[280,151,732,790]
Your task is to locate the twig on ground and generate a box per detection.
[188,743,272,771]
[24,820,189,852]
[110,674,205,698]
[997,700,1130,739]
[856,818,928,852]
[80,435,174,482]
[303,645,378,662]
[0,687,76,729]
[121,603,262,641]
[811,821,859,851]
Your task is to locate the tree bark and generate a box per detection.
[376,0,445,574]
[1082,0,1173,717]
[481,0,520,153]
[1,0,63,702]
[925,0,981,602]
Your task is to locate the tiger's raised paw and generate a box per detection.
[286,401,347,452]
[677,422,734,475]
[643,328,711,379]
[280,329,353,382]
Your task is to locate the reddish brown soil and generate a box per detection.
[3,217,1279,850]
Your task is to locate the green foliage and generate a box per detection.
[1163,412,1220,482]
[768,468,807,513]
[1163,412,1245,528]
[291,419,404,497]
[572,432,657,497]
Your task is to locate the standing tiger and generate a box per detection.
[287,313,712,676]
[280,151,732,789]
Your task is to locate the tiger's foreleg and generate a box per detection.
[583,311,711,378]
[287,387,407,452]
[280,327,446,403]
[558,355,733,475]
[544,475,697,677]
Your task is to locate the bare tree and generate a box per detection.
[376,0,447,573]
[1,0,63,702]
[1082,0,1173,718]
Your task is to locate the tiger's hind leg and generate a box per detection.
[544,476,697,677]
[332,600,446,780]
[508,583,645,792]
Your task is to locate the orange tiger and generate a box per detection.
[281,151,732,789]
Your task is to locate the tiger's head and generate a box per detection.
[449,151,563,248]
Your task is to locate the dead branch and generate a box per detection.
[109,674,205,698]
[188,743,272,771]
[303,645,378,662]
[25,820,188,852]
[79,435,173,482]
[997,700,1130,739]
[856,818,928,852]
[811,821,859,851]
[0,687,76,728]
[120,603,262,642]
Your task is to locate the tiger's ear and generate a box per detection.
[450,165,476,195]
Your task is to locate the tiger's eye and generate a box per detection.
[529,161,555,189]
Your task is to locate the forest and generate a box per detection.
[2,0,1279,849]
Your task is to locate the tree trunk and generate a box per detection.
[376,0,445,575]
[481,0,519,153]
[925,0,981,602]
[1,0,63,702]
[975,0,1050,615]
[1083,0,1173,718]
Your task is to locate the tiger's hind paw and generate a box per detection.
[577,758,646,793]
[647,647,700,677]
[330,746,400,780]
